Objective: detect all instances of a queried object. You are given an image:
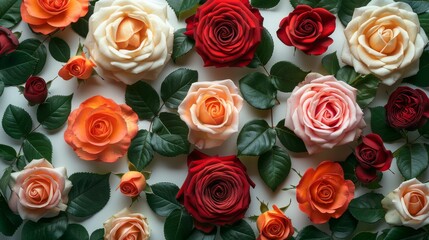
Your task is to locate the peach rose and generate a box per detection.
[58,53,95,80]
[118,171,146,197]
[21,0,89,35]
[64,95,138,163]
[256,205,294,240]
[8,159,72,222]
[296,161,355,224]
[342,0,428,85]
[178,80,243,149]
[285,73,366,154]
[382,178,429,229]
[104,208,150,240]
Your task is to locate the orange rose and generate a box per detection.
[59,53,95,80]
[118,171,146,197]
[256,205,294,240]
[296,161,355,224]
[21,0,89,35]
[64,95,138,163]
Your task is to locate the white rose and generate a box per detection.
[104,208,150,240]
[382,178,429,229]
[84,0,174,84]
[341,0,428,85]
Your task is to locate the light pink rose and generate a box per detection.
[8,159,72,221]
[104,208,150,240]
[178,80,243,149]
[285,73,366,154]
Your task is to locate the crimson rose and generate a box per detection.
[277,5,336,55]
[0,26,18,56]
[185,0,263,67]
[23,76,48,105]
[177,150,255,233]
[385,86,429,130]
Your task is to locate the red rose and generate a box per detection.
[185,0,263,67]
[23,76,48,105]
[0,26,19,56]
[177,150,255,233]
[385,86,429,130]
[276,5,336,55]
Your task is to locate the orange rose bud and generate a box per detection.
[256,205,294,240]
[119,171,146,197]
[59,53,95,80]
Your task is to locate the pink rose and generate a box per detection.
[285,73,366,154]
[104,208,150,240]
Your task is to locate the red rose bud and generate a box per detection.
[385,86,429,130]
[0,26,19,56]
[355,133,393,172]
[277,5,336,55]
[355,165,378,184]
[23,76,48,105]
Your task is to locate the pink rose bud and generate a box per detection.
[118,171,146,197]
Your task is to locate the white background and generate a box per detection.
[0,0,426,239]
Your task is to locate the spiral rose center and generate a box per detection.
[31,81,46,92]
[211,181,228,202]
[116,17,147,50]
[215,22,237,44]
[360,147,376,162]
[404,190,427,216]
[70,60,85,75]
[315,98,341,127]
[298,19,316,36]
[89,118,112,140]
[266,220,283,236]
[368,26,397,54]
[25,178,52,204]
[40,0,68,11]
[120,182,136,193]
[314,181,335,204]
[198,97,225,125]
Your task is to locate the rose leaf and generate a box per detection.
[150,133,189,157]
[0,81,4,96]
[379,226,428,240]
[0,194,22,236]
[0,144,16,163]
[237,119,276,156]
[419,12,429,37]
[23,132,52,162]
[187,228,216,240]
[322,51,340,75]
[338,0,371,27]
[418,121,429,138]
[348,192,385,223]
[250,0,280,9]
[21,212,67,240]
[71,5,94,38]
[0,166,12,198]
[369,107,402,142]
[351,232,377,240]
[290,0,340,13]
[146,182,182,217]
[239,72,277,110]
[395,143,429,180]
[37,94,73,130]
[248,27,274,67]
[348,74,380,109]
[270,61,309,93]
[128,130,154,171]
[2,105,32,139]
[16,155,26,171]
[172,29,195,62]
[338,154,358,184]
[125,81,160,120]
[0,51,38,86]
[0,0,21,28]
[258,146,291,191]
[17,38,48,75]
[398,0,429,14]
[59,224,89,240]
[48,37,71,63]
[329,210,358,239]
[220,220,255,240]
[152,112,189,140]
[161,68,198,109]
[296,225,331,240]
[275,119,307,153]
[164,209,194,240]
[404,50,429,87]
[166,0,200,17]
[89,229,104,240]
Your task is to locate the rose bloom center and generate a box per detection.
[404,190,427,216]
[89,117,113,140]
[40,0,68,12]
[368,25,398,54]
[198,97,225,125]
[116,17,148,50]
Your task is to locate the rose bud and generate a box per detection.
[0,26,19,56]
[118,171,146,197]
[256,205,294,240]
[23,76,48,105]
[355,165,378,184]
[58,53,95,80]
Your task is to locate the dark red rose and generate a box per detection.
[355,165,378,184]
[0,26,19,56]
[385,86,429,130]
[23,76,48,105]
[276,5,336,55]
[177,150,255,233]
[185,0,263,67]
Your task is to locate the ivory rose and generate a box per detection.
[256,205,294,240]
[118,171,146,197]
[284,73,366,154]
[58,53,95,80]
[104,208,150,240]
[84,0,174,84]
[382,178,429,229]
[178,80,243,149]
[8,159,72,222]
[64,95,138,163]
[341,0,428,85]
[21,0,89,35]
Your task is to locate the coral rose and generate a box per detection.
[178,80,243,149]
[342,0,428,85]
[64,95,138,163]
[21,0,89,35]
[104,208,150,240]
[382,178,429,229]
[8,159,72,222]
[284,73,366,154]
[118,171,146,197]
[296,161,355,224]
[58,53,95,80]
[256,205,294,240]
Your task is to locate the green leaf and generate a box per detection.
[395,143,429,180]
[329,210,358,239]
[0,81,4,96]
[404,51,429,87]
[322,51,340,75]
[348,192,385,223]
[270,61,309,92]
[71,5,94,38]
[125,81,160,120]
[187,229,216,240]
[352,232,377,240]
[127,130,154,171]
[151,133,189,157]
[49,37,70,63]
[220,220,255,240]
[351,74,380,109]
[335,66,360,83]
[0,144,16,162]
[166,0,200,17]
[161,68,198,109]
[90,229,104,240]
[419,121,429,138]
[0,194,22,236]
[0,0,21,28]
[16,155,27,171]
[248,27,274,67]
[338,0,371,26]
[0,166,12,198]
[2,105,32,139]
[37,94,73,130]
[172,28,195,62]
[152,112,189,140]
[290,0,340,13]
[370,107,402,142]
[275,119,307,153]
[396,0,429,14]
[23,132,52,162]
[164,209,194,240]
[339,154,359,183]
[17,39,47,75]
[67,172,111,218]
[237,120,276,156]
[381,226,428,240]
[22,212,68,240]
[146,182,181,217]
[0,51,38,86]
[239,72,277,110]
[60,224,89,240]
[419,12,429,37]
[258,146,291,191]
[251,0,280,8]
[296,225,331,240]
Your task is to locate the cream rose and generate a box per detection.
[382,178,429,229]
[342,0,428,85]
[104,208,150,240]
[8,159,72,222]
[84,0,174,84]
[285,73,366,154]
[178,80,243,149]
